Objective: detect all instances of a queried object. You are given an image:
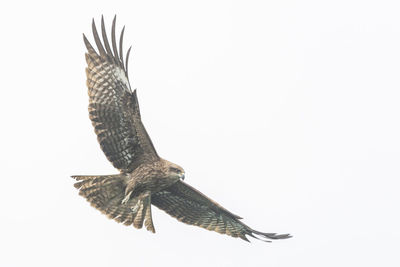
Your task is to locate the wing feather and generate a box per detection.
[119,26,125,66]
[152,181,292,242]
[111,16,120,66]
[84,16,158,172]
[100,16,113,57]
[125,46,132,76]
[92,19,107,57]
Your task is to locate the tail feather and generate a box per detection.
[73,175,124,209]
[123,210,135,226]
[144,196,155,233]
[131,193,155,232]
[71,175,155,232]
[133,201,145,229]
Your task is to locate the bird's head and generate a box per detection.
[163,160,185,181]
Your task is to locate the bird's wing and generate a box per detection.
[84,16,159,172]
[151,181,291,242]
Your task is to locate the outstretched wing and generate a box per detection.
[84,16,158,172]
[151,181,291,242]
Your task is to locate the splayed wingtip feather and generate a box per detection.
[93,19,107,57]
[119,26,125,66]
[101,16,113,58]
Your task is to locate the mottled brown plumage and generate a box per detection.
[72,16,291,242]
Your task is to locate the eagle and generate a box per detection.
[72,16,291,242]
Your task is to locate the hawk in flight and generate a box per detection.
[72,16,291,242]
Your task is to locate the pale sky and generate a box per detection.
[1,1,400,266]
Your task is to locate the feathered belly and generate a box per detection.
[132,175,179,195]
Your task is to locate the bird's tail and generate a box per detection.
[71,175,155,232]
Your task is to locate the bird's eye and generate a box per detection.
[169,167,180,173]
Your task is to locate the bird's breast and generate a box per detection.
[133,175,179,194]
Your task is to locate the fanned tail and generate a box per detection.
[71,175,155,232]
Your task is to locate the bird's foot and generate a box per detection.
[130,199,142,213]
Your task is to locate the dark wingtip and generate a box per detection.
[101,15,113,58]
[246,229,292,242]
[125,46,132,75]
[254,231,292,241]
[83,33,89,44]
[83,33,97,55]
[274,233,293,239]
[119,26,126,66]
[248,233,272,242]
[92,18,107,56]
[239,235,251,242]
[111,15,119,64]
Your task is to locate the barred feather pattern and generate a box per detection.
[152,181,291,242]
[72,175,155,232]
[83,16,158,173]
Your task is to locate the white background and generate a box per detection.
[1,0,399,266]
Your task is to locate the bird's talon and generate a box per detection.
[130,204,139,213]
[130,199,141,213]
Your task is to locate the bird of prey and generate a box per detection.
[72,16,291,242]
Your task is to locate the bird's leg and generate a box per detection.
[122,178,136,205]
[121,191,132,205]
